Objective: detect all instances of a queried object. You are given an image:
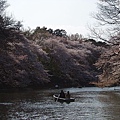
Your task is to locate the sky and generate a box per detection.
[7,0,98,36]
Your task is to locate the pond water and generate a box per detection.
[0,87,120,120]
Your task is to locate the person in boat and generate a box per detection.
[59,90,65,98]
[66,91,70,99]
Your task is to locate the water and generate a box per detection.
[0,87,120,120]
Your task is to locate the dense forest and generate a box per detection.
[0,0,120,89]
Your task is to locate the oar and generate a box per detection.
[56,94,60,102]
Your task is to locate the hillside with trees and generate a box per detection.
[90,0,120,87]
[0,0,120,89]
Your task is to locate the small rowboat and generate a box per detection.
[53,94,75,103]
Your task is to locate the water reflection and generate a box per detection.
[0,87,120,120]
[98,91,120,120]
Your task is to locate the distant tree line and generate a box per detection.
[47,28,67,37]
[23,26,68,42]
[37,26,67,38]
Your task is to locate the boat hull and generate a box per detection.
[53,94,75,103]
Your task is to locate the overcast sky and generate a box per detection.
[7,0,98,36]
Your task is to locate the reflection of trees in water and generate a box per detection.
[0,104,10,120]
[98,91,120,119]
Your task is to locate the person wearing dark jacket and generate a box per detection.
[66,91,70,99]
[59,90,65,98]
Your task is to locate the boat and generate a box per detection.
[53,94,75,103]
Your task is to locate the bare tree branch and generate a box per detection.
[90,0,120,44]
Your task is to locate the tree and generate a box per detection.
[95,0,120,25]
[53,29,67,37]
[0,0,22,30]
[69,33,83,41]
[47,28,53,34]
[0,0,8,28]
[90,0,120,43]
[14,21,23,30]
[0,0,8,15]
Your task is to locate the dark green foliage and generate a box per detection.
[47,28,53,34]
[87,39,109,47]
[53,29,67,37]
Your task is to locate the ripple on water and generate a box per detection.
[1,87,120,120]
[0,103,13,105]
